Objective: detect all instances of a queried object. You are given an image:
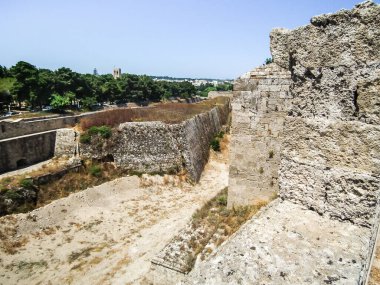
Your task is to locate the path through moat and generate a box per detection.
[0,138,229,285]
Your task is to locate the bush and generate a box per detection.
[4,190,22,200]
[217,195,227,206]
[216,131,224,139]
[98,126,112,138]
[20,178,33,189]
[269,150,274,159]
[80,133,91,144]
[89,165,102,177]
[210,138,221,152]
[88,126,112,139]
[80,125,112,144]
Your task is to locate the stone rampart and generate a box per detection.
[228,64,292,206]
[228,0,380,227]
[272,0,380,229]
[0,115,83,140]
[207,91,233,99]
[217,1,380,284]
[78,101,230,182]
[0,131,56,173]
[0,99,230,179]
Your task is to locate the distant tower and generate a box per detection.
[113,68,121,79]
[93,68,98,76]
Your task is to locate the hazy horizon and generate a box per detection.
[1,0,373,79]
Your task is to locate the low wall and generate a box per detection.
[208,91,233,99]
[0,131,56,174]
[77,100,230,182]
[0,115,84,140]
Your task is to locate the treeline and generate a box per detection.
[0,61,232,112]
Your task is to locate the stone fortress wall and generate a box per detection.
[229,0,380,228]
[76,102,230,182]
[0,131,57,173]
[0,99,230,181]
[0,114,85,140]
[271,1,380,227]
[228,64,292,206]
[183,2,380,284]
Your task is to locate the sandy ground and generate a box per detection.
[0,139,229,285]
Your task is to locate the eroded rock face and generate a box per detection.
[272,1,380,230]
[271,1,380,70]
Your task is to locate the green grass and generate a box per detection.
[89,165,102,177]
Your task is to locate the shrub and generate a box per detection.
[98,126,112,138]
[217,195,227,206]
[4,190,22,200]
[80,125,112,144]
[89,165,102,177]
[80,133,91,144]
[210,138,221,152]
[88,126,112,139]
[259,167,264,174]
[20,178,33,189]
[216,131,224,139]
[269,150,274,159]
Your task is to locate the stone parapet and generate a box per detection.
[228,63,291,207]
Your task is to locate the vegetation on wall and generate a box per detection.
[210,131,225,152]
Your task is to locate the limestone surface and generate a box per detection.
[184,200,371,285]
[228,64,291,207]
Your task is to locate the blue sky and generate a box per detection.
[0,0,373,79]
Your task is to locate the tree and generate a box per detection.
[54,67,75,95]
[101,79,121,103]
[10,61,39,108]
[50,92,74,112]
[0,90,12,111]
[81,96,97,109]
[37,69,55,108]
[0,66,7,78]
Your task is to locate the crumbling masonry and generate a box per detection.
[184,1,380,284]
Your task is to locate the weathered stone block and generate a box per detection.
[282,117,380,176]
[280,159,380,228]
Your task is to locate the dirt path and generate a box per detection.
[0,138,229,285]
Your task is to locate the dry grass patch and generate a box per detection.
[36,161,125,208]
[157,187,272,273]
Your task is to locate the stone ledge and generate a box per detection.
[184,200,371,284]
